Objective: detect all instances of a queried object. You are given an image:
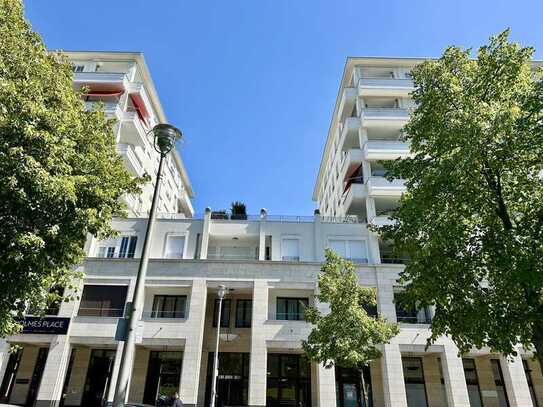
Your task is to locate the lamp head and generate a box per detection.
[152,123,181,155]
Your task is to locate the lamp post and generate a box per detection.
[112,124,181,407]
[210,285,228,407]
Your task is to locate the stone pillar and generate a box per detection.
[248,280,268,407]
[314,213,324,262]
[34,336,72,407]
[526,358,543,406]
[128,347,150,403]
[441,347,470,407]
[501,353,533,407]
[200,208,212,259]
[474,356,499,407]
[106,342,125,402]
[179,279,207,407]
[375,271,395,321]
[63,347,91,407]
[0,339,11,386]
[315,364,336,407]
[380,344,407,407]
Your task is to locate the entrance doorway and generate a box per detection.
[143,351,183,405]
[25,347,49,407]
[266,354,311,407]
[81,349,115,407]
[335,366,373,407]
[205,352,250,407]
[0,349,22,403]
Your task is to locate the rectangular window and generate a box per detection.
[267,354,311,407]
[72,65,84,72]
[402,357,428,407]
[328,239,368,263]
[491,359,510,407]
[164,235,185,259]
[151,295,186,319]
[96,235,137,258]
[276,297,308,321]
[235,299,252,328]
[78,285,127,317]
[463,359,483,407]
[213,299,231,327]
[394,292,431,324]
[523,359,539,407]
[281,238,300,261]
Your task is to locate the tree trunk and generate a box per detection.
[358,366,370,407]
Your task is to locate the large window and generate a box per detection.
[281,238,300,261]
[205,352,249,406]
[336,366,373,407]
[235,299,252,328]
[394,292,431,324]
[151,295,186,319]
[213,299,232,327]
[402,357,428,407]
[78,285,127,317]
[328,239,368,263]
[491,359,510,407]
[267,354,311,407]
[523,359,539,407]
[276,297,309,321]
[164,235,185,259]
[462,359,483,407]
[143,351,183,405]
[96,235,137,258]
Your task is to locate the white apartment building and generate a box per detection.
[66,51,194,217]
[0,56,542,407]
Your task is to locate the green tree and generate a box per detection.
[303,249,399,405]
[0,0,141,336]
[379,30,543,366]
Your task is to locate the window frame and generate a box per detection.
[326,237,369,264]
[77,284,128,317]
[276,297,309,321]
[96,234,138,259]
[150,295,187,319]
[281,236,301,262]
[235,299,252,328]
[163,233,187,259]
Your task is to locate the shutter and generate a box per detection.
[165,236,184,259]
[281,239,300,261]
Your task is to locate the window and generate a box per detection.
[491,359,510,407]
[267,354,311,407]
[213,299,231,327]
[328,239,368,263]
[235,299,252,328]
[463,359,483,407]
[403,357,428,407]
[523,359,539,407]
[281,238,300,261]
[205,353,250,406]
[394,292,431,324]
[96,235,137,258]
[164,235,185,259]
[151,295,186,318]
[276,297,308,321]
[72,65,84,72]
[78,285,127,317]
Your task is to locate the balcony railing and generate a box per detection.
[77,307,124,317]
[142,310,186,319]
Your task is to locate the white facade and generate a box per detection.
[66,51,194,217]
[1,212,542,407]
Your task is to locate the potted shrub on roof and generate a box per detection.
[230,201,247,220]
[211,209,228,220]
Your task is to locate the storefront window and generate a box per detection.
[276,298,308,321]
[462,359,483,407]
[143,351,183,405]
[402,357,428,407]
[205,352,249,406]
[266,354,311,407]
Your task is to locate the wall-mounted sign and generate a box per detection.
[17,317,70,335]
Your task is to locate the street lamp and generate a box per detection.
[112,124,181,407]
[210,285,228,407]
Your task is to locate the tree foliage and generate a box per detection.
[303,249,399,370]
[379,30,543,364]
[0,0,141,336]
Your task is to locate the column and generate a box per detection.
[249,280,268,407]
[380,344,407,407]
[375,270,395,321]
[106,342,125,402]
[34,336,72,407]
[501,352,533,407]
[259,209,267,261]
[200,208,212,259]
[441,346,470,407]
[423,355,447,407]
[365,197,381,262]
[179,279,207,407]
[128,347,150,404]
[313,213,324,262]
[315,364,336,407]
[474,357,499,407]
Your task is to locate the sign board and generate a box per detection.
[18,317,70,335]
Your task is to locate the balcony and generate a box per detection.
[74,72,128,91]
[338,87,358,120]
[358,78,413,97]
[366,176,406,197]
[117,143,145,177]
[360,107,410,128]
[207,246,259,261]
[84,101,123,120]
[340,148,364,183]
[341,182,366,213]
[339,117,361,152]
[363,140,411,161]
[119,111,152,149]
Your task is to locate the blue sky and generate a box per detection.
[24,0,543,215]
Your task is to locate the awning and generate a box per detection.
[344,163,363,193]
[129,94,150,124]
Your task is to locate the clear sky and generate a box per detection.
[23,0,543,215]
